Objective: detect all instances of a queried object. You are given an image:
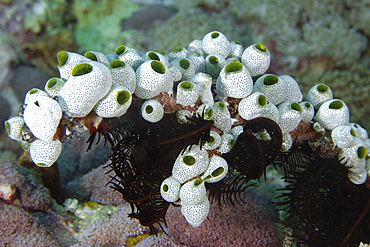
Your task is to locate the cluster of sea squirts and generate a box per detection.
[4,31,370,230]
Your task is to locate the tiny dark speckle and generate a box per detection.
[121,5,177,31]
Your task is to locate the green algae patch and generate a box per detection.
[116,91,131,105]
[73,0,140,53]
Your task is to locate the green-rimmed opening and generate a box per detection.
[357,146,367,159]
[151,60,166,74]
[110,60,125,68]
[183,155,196,166]
[4,121,10,136]
[329,100,343,110]
[36,163,51,167]
[263,75,278,85]
[179,81,193,91]
[211,167,225,177]
[230,138,236,147]
[115,45,126,55]
[291,102,302,112]
[209,56,219,65]
[180,59,190,69]
[72,63,93,76]
[317,84,329,93]
[153,50,166,55]
[205,108,214,119]
[57,51,68,66]
[193,52,201,56]
[211,32,220,38]
[162,184,169,192]
[148,52,160,61]
[84,52,97,61]
[225,62,242,73]
[258,95,267,106]
[350,128,357,137]
[29,88,39,94]
[46,78,58,89]
[194,179,202,186]
[208,135,215,144]
[116,91,131,105]
[234,41,242,45]
[169,46,183,52]
[216,101,226,110]
[304,102,311,108]
[20,141,30,151]
[255,43,267,52]
[145,105,153,114]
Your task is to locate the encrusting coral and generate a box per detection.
[0,161,54,211]
[0,204,61,246]
[3,30,370,246]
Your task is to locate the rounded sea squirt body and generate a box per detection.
[191,72,214,105]
[115,45,144,70]
[205,54,227,79]
[331,125,357,149]
[228,40,244,59]
[30,139,63,167]
[253,74,286,105]
[181,197,210,227]
[170,58,196,80]
[201,155,228,183]
[306,83,333,110]
[143,51,170,67]
[57,51,91,80]
[23,96,63,142]
[238,92,267,121]
[349,123,368,141]
[201,31,231,58]
[160,176,181,203]
[179,179,207,205]
[212,101,232,133]
[279,75,303,102]
[241,43,270,77]
[24,88,49,105]
[261,101,280,123]
[338,138,368,184]
[141,99,164,123]
[216,61,253,99]
[5,116,24,142]
[84,51,110,66]
[167,46,188,61]
[135,60,172,99]
[278,101,303,134]
[187,51,205,74]
[299,101,315,122]
[172,145,209,184]
[94,85,132,118]
[44,78,65,98]
[315,99,349,130]
[176,81,199,106]
[57,61,112,118]
[109,60,136,94]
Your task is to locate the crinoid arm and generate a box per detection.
[100,102,213,233]
[276,143,370,246]
[208,117,282,207]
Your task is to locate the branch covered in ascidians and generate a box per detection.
[4,31,370,243]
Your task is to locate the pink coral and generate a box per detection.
[165,189,281,246]
[0,161,53,211]
[0,204,60,246]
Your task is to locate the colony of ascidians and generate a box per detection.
[4,31,370,238]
